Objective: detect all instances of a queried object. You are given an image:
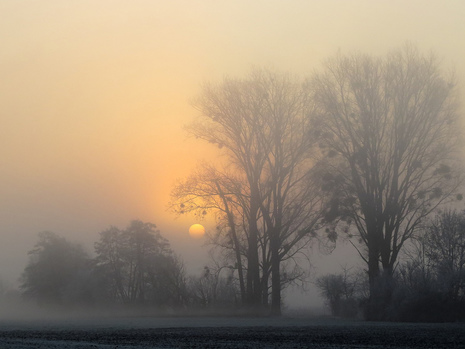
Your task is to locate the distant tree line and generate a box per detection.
[20,220,239,312]
[19,220,259,313]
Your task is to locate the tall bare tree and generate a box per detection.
[172,68,328,314]
[310,44,462,318]
[251,72,328,314]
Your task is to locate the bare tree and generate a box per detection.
[187,253,239,310]
[172,68,327,314]
[171,165,248,304]
[392,210,465,321]
[310,44,462,319]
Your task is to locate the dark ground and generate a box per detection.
[0,317,464,348]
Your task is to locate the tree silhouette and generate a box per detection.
[173,68,328,314]
[310,44,462,319]
[94,220,186,307]
[171,165,248,304]
[20,231,89,305]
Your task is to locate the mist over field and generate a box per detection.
[1,6,465,349]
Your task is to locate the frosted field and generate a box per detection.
[0,316,464,348]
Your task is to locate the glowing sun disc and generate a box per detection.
[189,224,205,238]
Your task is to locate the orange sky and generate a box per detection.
[1,1,465,305]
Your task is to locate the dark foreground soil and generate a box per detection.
[0,318,464,348]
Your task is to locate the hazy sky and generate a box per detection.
[1,1,465,306]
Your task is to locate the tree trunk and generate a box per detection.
[270,234,281,316]
[366,235,381,320]
[247,196,261,310]
[260,257,270,306]
[215,182,247,304]
[366,230,396,321]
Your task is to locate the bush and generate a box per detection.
[316,269,362,318]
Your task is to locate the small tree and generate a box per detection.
[316,268,361,317]
[94,220,186,308]
[423,210,465,300]
[187,265,238,310]
[390,210,465,321]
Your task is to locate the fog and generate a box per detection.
[1,1,465,315]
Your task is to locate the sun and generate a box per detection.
[188,224,205,238]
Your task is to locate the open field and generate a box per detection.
[0,316,464,348]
